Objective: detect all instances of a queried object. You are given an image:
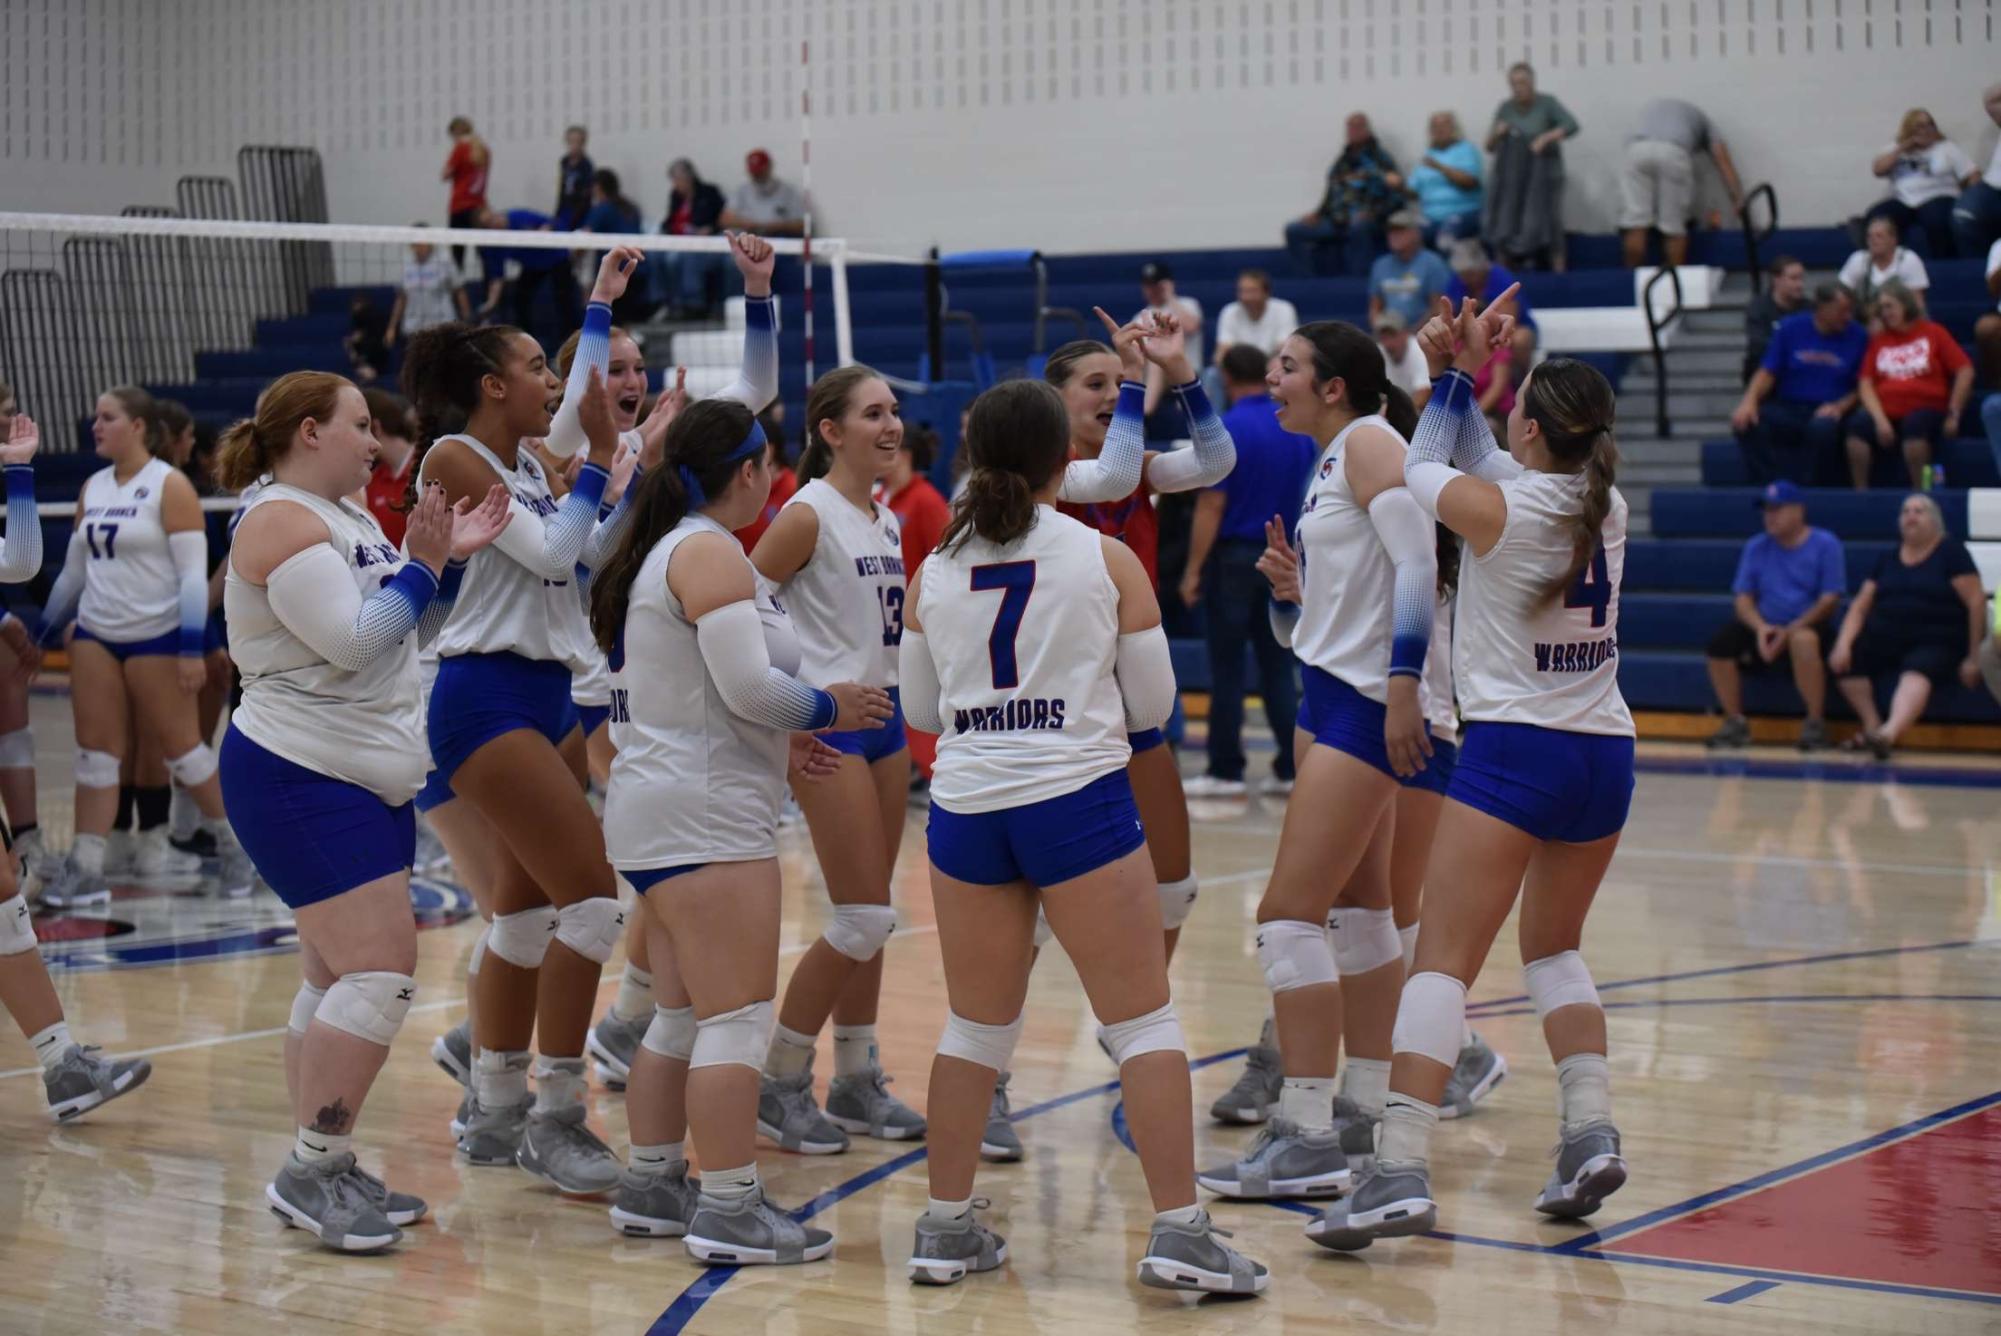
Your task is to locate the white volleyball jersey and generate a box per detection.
[603,515,799,868]
[1422,593,1458,743]
[1291,414,1403,704]
[775,478,903,689]
[917,507,1130,813]
[565,426,640,708]
[76,457,184,642]
[1454,470,1634,737]
[423,434,592,673]
[226,484,429,803]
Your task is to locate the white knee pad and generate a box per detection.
[467,923,490,976]
[1327,907,1403,976]
[288,981,329,1036]
[0,894,37,954]
[1256,919,1340,994]
[689,999,775,1071]
[555,896,625,964]
[314,971,416,1047]
[937,1010,1024,1073]
[1099,1002,1185,1065]
[1157,875,1198,930]
[487,906,560,969]
[1032,905,1054,950]
[0,726,33,769]
[1391,971,1467,1067]
[641,1004,697,1061]
[823,902,896,962]
[75,748,120,789]
[166,743,217,787]
[1525,950,1600,1021]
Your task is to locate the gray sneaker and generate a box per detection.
[980,1073,1024,1162]
[1533,1119,1627,1219]
[456,1090,533,1165]
[1137,1209,1268,1295]
[1439,1032,1508,1120]
[1331,1095,1379,1176]
[684,1189,834,1266]
[516,1104,621,1195]
[265,1153,402,1253]
[214,829,256,899]
[1210,1043,1282,1124]
[1704,715,1751,750]
[1305,1162,1437,1251]
[758,1067,850,1154]
[826,1062,927,1141]
[14,828,61,898]
[450,1086,473,1139]
[1196,1116,1350,1199]
[587,1010,647,1090]
[431,1021,472,1087]
[39,858,109,911]
[908,1203,1007,1285]
[1798,718,1830,753]
[342,1161,428,1226]
[44,1045,151,1121]
[609,1162,701,1237]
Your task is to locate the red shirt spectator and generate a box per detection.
[885,473,950,576]
[364,455,413,547]
[444,120,490,216]
[1861,317,1970,420]
[736,463,798,553]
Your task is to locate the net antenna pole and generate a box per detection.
[800,32,814,397]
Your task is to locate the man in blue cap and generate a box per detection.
[1704,480,1847,750]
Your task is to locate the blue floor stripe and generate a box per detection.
[1706,1279,1781,1304]
[1467,992,2001,1021]
[1631,754,2001,790]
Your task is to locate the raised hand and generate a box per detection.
[1093,306,1149,383]
[639,365,690,471]
[606,435,641,505]
[1256,515,1303,603]
[0,414,41,466]
[579,366,620,463]
[729,232,776,297]
[449,484,512,561]
[1137,307,1195,384]
[589,245,647,305]
[1417,300,1460,379]
[404,481,455,574]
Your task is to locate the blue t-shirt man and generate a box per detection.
[1409,140,1485,223]
[1369,247,1452,328]
[1760,310,1867,407]
[479,208,569,274]
[1445,261,1537,330]
[1732,520,1846,625]
[1215,393,1317,540]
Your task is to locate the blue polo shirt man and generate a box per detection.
[1732,286,1867,485]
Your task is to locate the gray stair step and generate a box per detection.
[1624,369,1749,392]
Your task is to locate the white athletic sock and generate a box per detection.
[1556,1052,1612,1130]
[832,1024,877,1077]
[611,965,653,1023]
[1398,924,1419,973]
[29,1022,72,1071]
[1376,1095,1440,1168]
[923,1194,973,1222]
[201,816,233,841]
[69,834,105,878]
[294,1126,351,1166]
[629,1140,683,1172]
[169,784,199,841]
[475,1049,530,1107]
[1340,1057,1391,1118]
[1153,1203,1204,1228]
[1278,1077,1337,1133]
[701,1162,760,1205]
[764,1023,816,1078]
[533,1056,588,1115]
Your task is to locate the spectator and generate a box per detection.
[1829,493,1986,757]
[1743,255,1809,384]
[1977,237,2001,389]
[719,148,806,238]
[554,125,594,229]
[654,157,727,319]
[344,293,388,385]
[1619,98,1745,269]
[361,388,418,547]
[1179,344,1315,797]
[1951,83,2001,257]
[1368,210,1452,328]
[1407,111,1484,250]
[473,204,582,345]
[1484,62,1578,270]
[1846,280,1974,490]
[734,404,798,551]
[1210,268,1296,407]
[1867,107,1979,259]
[1704,481,1846,752]
[1283,112,1403,276]
[1135,262,1206,440]
[1445,239,1537,363]
[1474,339,1515,439]
[577,169,648,321]
[384,227,469,353]
[1732,284,1867,484]
[1839,215,1931,318]
[1376,311,1431,411]
[441,116,490,266]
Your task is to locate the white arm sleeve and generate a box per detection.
[1140,380,1237,493]
[487,463,610,580]
[0,467,42,583]
[1268,601,1301,647]
[1115,625,1177,732]
[540,302,613,460]
[1365,488,1437,681]
[897,629,945,734]
[38,527,87,640]
[1057,381,1147,504]
[710,295,780,412]
[694,599,838,731]
[167,530,209,655]
[267,545,440,672]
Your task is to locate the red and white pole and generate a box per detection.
[800,35,815,395]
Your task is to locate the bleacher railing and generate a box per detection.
[1642,264,1685,437]
[1737,183,1779,294]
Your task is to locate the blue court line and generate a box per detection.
[646,1047,1247,1335]
[1706,1279,1781,1304]
[1466,992,2001,1021]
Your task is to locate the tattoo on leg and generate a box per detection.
[310,1097,354,1135]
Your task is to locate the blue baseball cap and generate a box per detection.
[1755,480,1805,509]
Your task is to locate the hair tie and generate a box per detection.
[677,463,707,508]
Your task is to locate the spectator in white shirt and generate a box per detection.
[1866,107,1979,258]
[1951,84,2001,257]
[1375,311,1432,411]
[1977,238,2001,389]
[1840,216,1931,324]
[1134,261,1205,440]
[1207,269,1298,407]
[719,147,807,238]
[382,229,469,351]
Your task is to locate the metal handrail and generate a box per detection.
[1737,183,1778,294]
[1642,265,1685,437]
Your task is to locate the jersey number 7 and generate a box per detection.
[1563,544,1611,629]
[970,560,1036,690]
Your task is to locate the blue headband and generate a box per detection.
[678,418,768,508]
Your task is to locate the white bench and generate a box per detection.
[1533,265,1724,356]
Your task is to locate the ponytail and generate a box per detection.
[212,371,354,493]
[938,379,1070,553]
[399,320,521,504]
[1518,358,1620,601]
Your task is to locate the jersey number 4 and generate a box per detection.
[1563,544,1612,628]
[84,523,120,560]
[970,560,1036,689]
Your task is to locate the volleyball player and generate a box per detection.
[403,246,647,1194]
[897,378,1264,1294]
[747,363,925,1153]
[1313,294,1633,1249]
[0,409,152,1119]
[589,396,891,1262]
[38,387,253,907]
[0,383,59,895]
[1196,323,1433,1202]
[218,371,508,1251]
